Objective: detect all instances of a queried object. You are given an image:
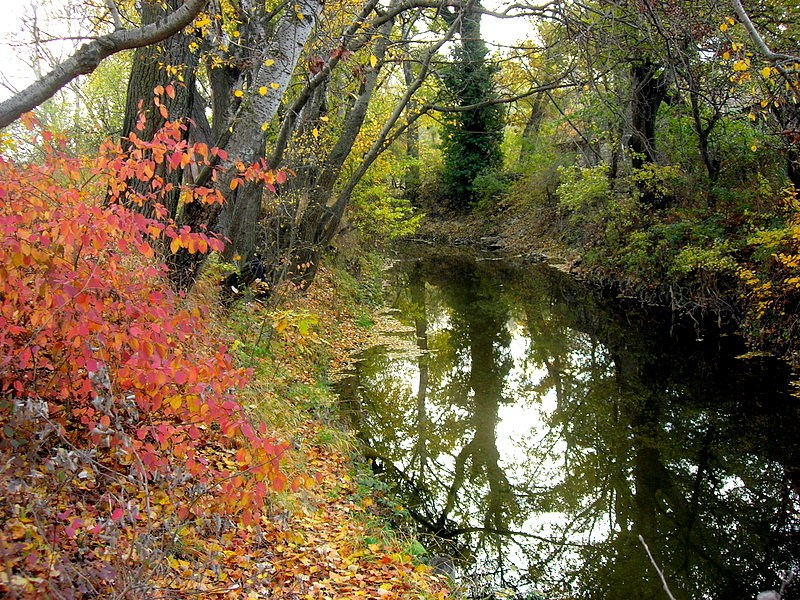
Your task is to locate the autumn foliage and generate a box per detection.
[0,115,294,596]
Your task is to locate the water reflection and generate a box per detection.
[338,249,800,599]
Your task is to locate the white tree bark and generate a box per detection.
[219,0,324,169]
[0,0,208,129]
[215,0,324,258]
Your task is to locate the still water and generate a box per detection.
[337,248,800,599]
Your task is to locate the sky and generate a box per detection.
[0,1,87,102]
[0,3,33,100]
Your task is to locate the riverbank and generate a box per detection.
[411,207,579,271]
[0,250,451,599]
[215,259,453,599]
[412,202,800,367]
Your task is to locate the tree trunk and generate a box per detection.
[119,0,198,220]
[521,93,545,140]
[264,14,397,288]
[628,60,669,205]
[214,0,324,262]
[171,0,324,289]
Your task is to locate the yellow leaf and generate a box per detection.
[230,178,239,190]
[319,115,329,122]
[186,395,201,413]
[733,59,749,71]
[761,66,772,78]
[751,144,758,152]
[261,122,269,131]
[170,237,181,253]
[270,82,281,89]
[264,59,275,66]
[233,89,244,98]
[369,54,378,68]
[258,86,268,95]
[312,128,319,138]
[195,14,211,28]
[719,23,728,32]
[722,51,731,60]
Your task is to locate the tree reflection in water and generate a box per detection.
[338,249,800,599]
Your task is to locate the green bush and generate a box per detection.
[471,169,513,210]
[556,164,612,212]
[350,187,423,244]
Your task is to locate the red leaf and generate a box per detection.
[174,369,188,385]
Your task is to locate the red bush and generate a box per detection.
[0,115,289,597]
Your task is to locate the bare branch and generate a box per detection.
[328,7,465,213]
[0,0,208,129]
[426,78,581,113]
[105,0,124,30]
[730,0,800,64]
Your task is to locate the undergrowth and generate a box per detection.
[0,116,449,599]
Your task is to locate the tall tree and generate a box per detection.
[440,5,505,209]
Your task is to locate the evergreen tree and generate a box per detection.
[441,9,504,210]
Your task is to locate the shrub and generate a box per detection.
[0,116,295,597]
[350,187,423,244]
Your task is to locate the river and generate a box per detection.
[336,247,800,600]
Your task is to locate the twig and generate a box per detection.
[639,534,678,600]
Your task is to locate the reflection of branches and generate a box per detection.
[433,437,478,535]
[361,444,460,535]
[447,526,591,548]
[639,535,679,600]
